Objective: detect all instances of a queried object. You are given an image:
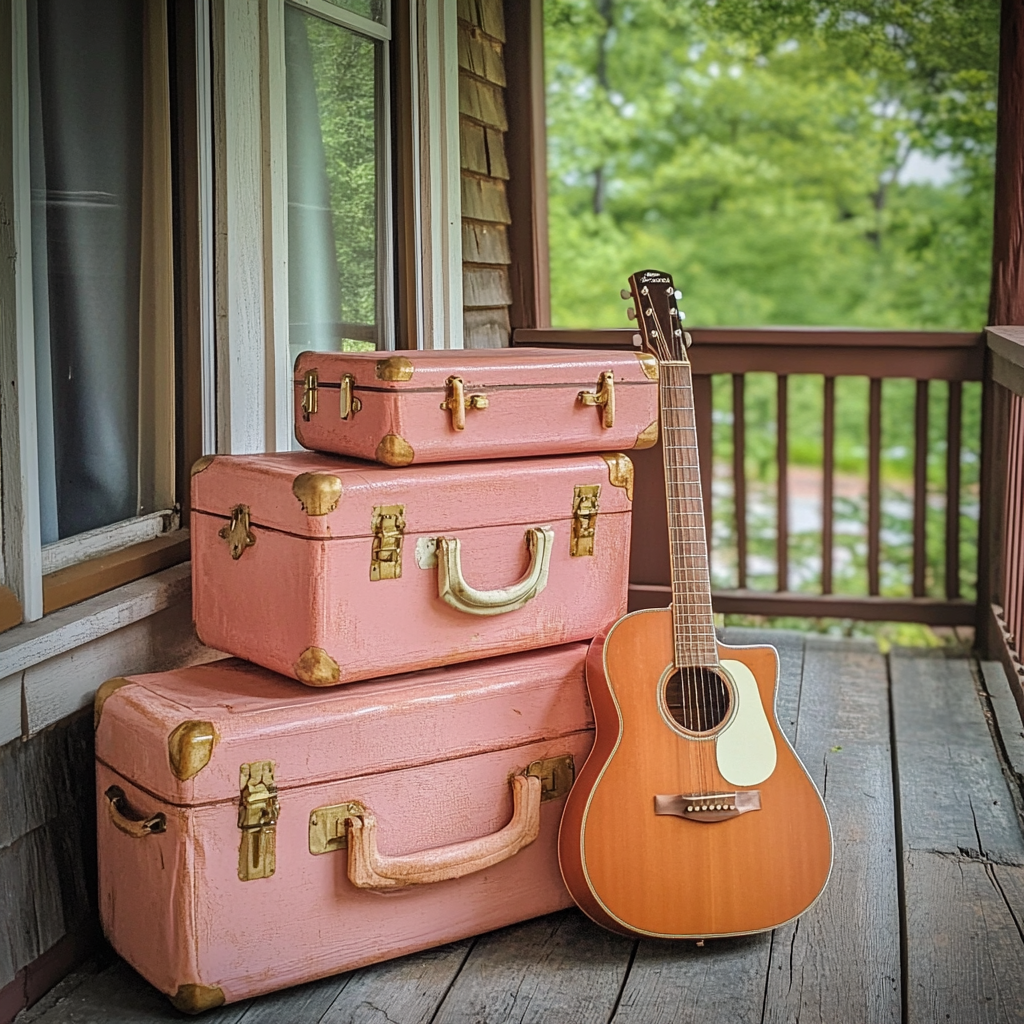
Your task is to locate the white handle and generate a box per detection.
[346,773,542,889]
[436,526,554,616]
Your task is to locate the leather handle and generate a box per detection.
[346,773,542,889]
[105,786,166,839]
[436,526,554,616]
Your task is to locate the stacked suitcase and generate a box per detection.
[93,348,660,1012]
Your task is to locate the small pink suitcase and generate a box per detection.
[191,450,632,685]
[95,646,594,1011]
[292,348,660,465]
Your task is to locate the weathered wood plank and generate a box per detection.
[485,127,508,179]
[892,650,1024,863]
[318,941,471,1024]
[904,853,1024,1024]
[763,637,901,1024]
[462,221,510,265]
[612,630,805,1024]
[981,659,1024,781]
[458,74,507,130]
[234,974,349,1024]
[464,308,510,349]
[463,265,512,309]
[457,23,505,86]
[433,910,634,1024]
[457,0,505,42]
[460,175,510,224]
[459,120,488,175]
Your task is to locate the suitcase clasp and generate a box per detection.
[238,761,279,881]
[340,373,362,419]
[526,754,576,802]
[218,505,256,560]
[441,376,489,431]
[301,368,319,420]
[370,504,406,580]
[578,370,616,428]
[571,485,601,557]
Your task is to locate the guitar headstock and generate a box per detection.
[622,269,690,363]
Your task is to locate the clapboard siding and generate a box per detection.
[458,0,511,349]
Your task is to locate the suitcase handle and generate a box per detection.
[345,772,542,889]
[104,785,167,839]
[436,526,554,616]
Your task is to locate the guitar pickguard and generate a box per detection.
[715,659,777,786]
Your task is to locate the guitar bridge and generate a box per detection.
[654,791,761,822]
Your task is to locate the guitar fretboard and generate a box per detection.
[660,362,717,667]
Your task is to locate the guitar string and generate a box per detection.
[647,287,718,794]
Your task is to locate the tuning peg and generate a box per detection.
[632,333,642,347]
[678,310,686,320]
[627,307,637,320]
[620,289,631,300]
[674,289,682,300]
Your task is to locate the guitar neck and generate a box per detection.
[660,362,717,667]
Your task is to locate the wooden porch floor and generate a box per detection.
[18,630,1024,1024]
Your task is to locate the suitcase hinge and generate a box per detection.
[571,485,601,557]
[340,373,362,419]
[440,375,489,431]
[578,370,615,428]
[237,761,279,881]
[219,505,256,560]
[301,368,318,420]
[526,753,576,802]
[370,504,406,580]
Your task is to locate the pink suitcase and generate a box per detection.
[94,646,594,1011]
[292,348,660,465]
[191,450,632,685]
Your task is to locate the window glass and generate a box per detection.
[321,0,385,24]
[28,0,173,543]
[285,4,381,363]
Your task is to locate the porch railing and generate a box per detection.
[513,326,985,626]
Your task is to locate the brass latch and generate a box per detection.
[340,373,362,419]
[219,505,256,560]
[526,754,576,802]
[301,368,318,420]
[571,485,601,557]
[308,800,363,855]
[238,761,279,881]
[440,375,489,430]
[370,504,406,580]
[578,370,615,428]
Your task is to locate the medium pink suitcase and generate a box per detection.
[293,348,660,465]
[191,450,632,685]
[95,646,594,1011]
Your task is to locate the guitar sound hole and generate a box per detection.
[663,667,731,734]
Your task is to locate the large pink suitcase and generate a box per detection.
[293,348,660,464]
[191,450,632,685]
[95,646,594,1011]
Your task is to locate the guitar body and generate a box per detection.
[559,608,833,938]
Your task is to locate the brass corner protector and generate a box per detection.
[601,453,634,501]
[295,646,341,686]
[292,472,343,516]
[168,721,218,781]
[375,433,415,467]
[635,352,659,380]
[94,677,132,730]
[190,454,216,477]
[170,984,225,1014]
[375,355,414,381]
[634,419,659,449]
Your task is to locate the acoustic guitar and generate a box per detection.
[558,269,833,938]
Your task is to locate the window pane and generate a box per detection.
[320,0,384,24]
[28,0,173,543]
[285,5,381,364]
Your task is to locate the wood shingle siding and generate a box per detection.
[458,0,512,348]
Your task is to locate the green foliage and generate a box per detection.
[545,0,998,331]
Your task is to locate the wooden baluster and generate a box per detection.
[1006,395,1024,649]
[867,378,882,596]
[777,374,789,592]
[945,381,962,601]
[913,380,929,598]
[693,374,714,556]
[822,376,836,595]
[732,374,747,590]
